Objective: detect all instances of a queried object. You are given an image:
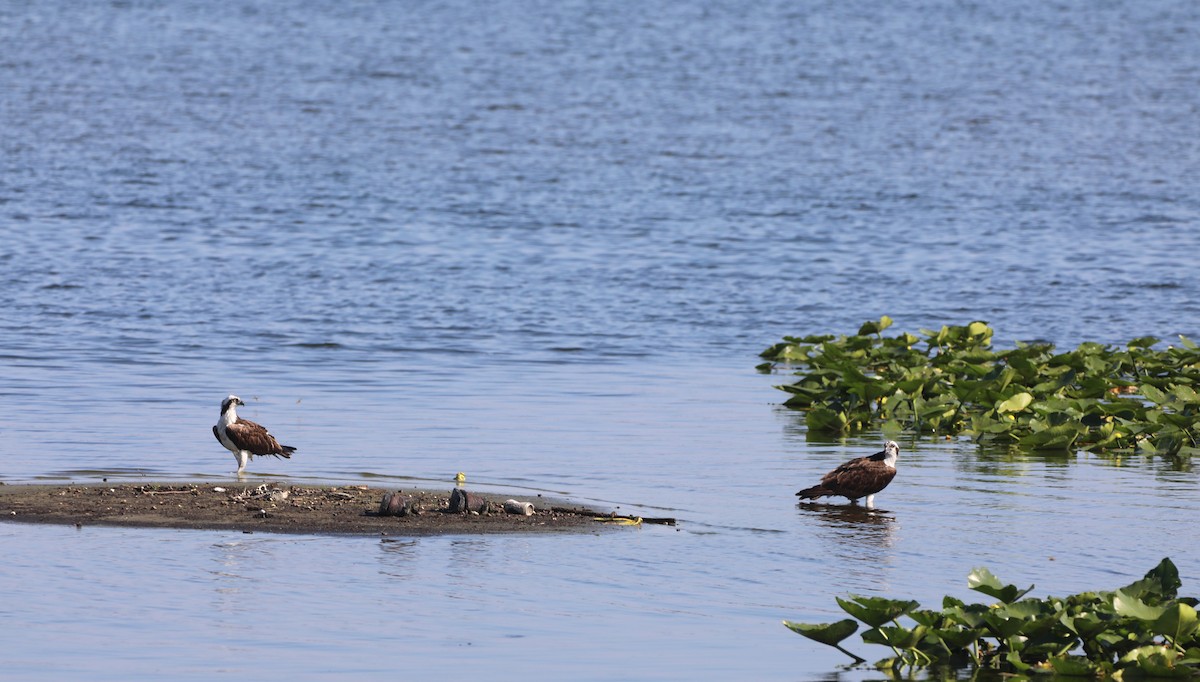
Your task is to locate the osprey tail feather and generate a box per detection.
[795,485,831,499]
[254,445,296,459]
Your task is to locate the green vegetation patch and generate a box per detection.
[760,317,1200,456]
[784,558,1200,678]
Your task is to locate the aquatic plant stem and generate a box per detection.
[834,644,866,664]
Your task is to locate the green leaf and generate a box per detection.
[1128,336,1161,349]
[1153,603,1199,643]
[966,321,992,340]
[1112,589,1167,621]
[1122,558,1183,601]
[981,610,1027,638]
[805,407,849,432]
[1005,646,1032,672]
[1125,648,1192,678]
[968,567,1034,604]
[1140,384,1170,405]
[1017,423,1084,450]
[997,392,1034,414]
[782,618,859,646]
[1049,655,1098,676]
[1060,612,1112,639]
[930,626,983,650]
[857,316,893,336]
[860,624,928,650]
[943,603,988,629]
[1120,644,1174,664]
[836,595,920,627]
[1171,384,1200,404]
[1001,598,1050,619]
[907,609,943,627]
[1148,558,1184,598]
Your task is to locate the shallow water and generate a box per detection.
[4,362,1198,680]
[2,0,1200,679]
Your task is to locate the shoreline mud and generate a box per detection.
[0,482,643,536]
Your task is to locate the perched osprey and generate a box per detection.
[212,395,296,475]
[795,441,899,508]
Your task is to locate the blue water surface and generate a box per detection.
[2,0,1199,679]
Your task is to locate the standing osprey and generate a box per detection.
[795,441,899,508]
[212,395,296,475]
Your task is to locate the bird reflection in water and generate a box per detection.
[798,501,898,589]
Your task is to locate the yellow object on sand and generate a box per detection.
[593,516,643,526]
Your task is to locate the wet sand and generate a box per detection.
[0,482,634,536]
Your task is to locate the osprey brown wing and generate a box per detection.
[821,457,894,499]
[225,418,296,459]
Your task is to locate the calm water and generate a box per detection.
[2,0,1199,679]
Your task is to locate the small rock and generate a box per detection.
[378,491,412,517]
[448,488,488,514]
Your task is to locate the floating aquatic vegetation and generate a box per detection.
[760,317,1200,457]
[784,558,1200,678]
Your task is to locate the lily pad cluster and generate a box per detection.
[784,558,1200,678]
[760,317,1200,456]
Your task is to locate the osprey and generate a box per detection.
[795,441,899,508]
[212,395,296,475]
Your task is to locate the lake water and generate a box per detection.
[2,0,1199,679]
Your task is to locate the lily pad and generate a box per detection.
[1136,558,1183,600]
[836,595,920,627]
[997,392,1034,414]
[968,567,1033,604]
[786,559,1200,678]
[1153,603,1199,643]
[764,321,1200,460]
[1111,589,1167,621]
[1048,655,1098,676]
[930,626,983,650]
[782,618,859,646]
[857,315,894,336]
[861,624,927,649]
